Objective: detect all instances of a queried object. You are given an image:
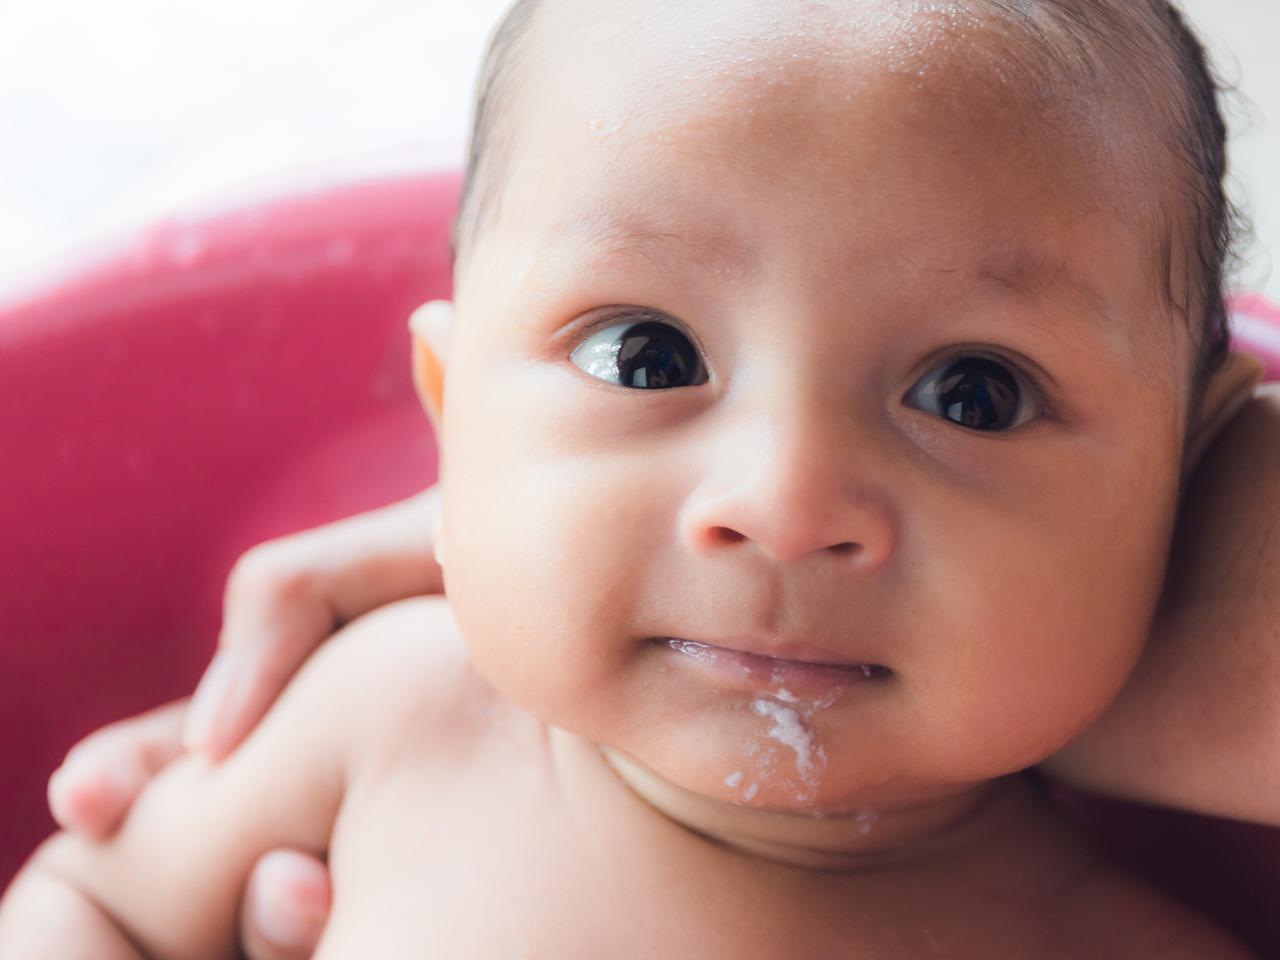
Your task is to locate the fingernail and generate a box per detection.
[48,742,133,831]
[54,741,119,793]
[256,894,324,948]
[47,763,81,826]
[253,852,329,947]
[184,653,239,754]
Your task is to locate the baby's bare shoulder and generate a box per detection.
[326,595,468,685]
[318,597,502,774]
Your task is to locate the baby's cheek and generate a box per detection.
[904,477,1172,773]
[442,449,651,727]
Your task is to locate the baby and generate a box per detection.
[0,0,1270,956]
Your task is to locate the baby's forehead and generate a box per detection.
[533,0,994,111]
[521,0,1161,206]
[539,0,1009,61]
[462,12,1190,384]
[532,0,1130,98]
[514,13,1131,251]
[466,0,1193,349]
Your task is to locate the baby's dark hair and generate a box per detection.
[450,0,543,265]
[982,0,1242,401]
[451,0,1241,398]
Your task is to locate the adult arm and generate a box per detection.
[0,602,401,959]
[1037,386,1280,825]
[6,598,457,958]
[45,701,331,960]
[49,485,442,839]
[43,487,443,957]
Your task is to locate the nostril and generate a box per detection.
[708,527,746,545]
[703,530,864,555]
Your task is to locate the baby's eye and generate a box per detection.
[906,355,1040,432]
[569,317,708,389]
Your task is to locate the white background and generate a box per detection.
[0,0,1275,300]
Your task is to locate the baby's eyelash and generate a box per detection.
[567,307,690,346]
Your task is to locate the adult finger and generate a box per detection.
[47,699,188,840]
[184,486,444,761]
[239,849,332,960]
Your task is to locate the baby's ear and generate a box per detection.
[1185,349,1265,470]
[408,300,454,432]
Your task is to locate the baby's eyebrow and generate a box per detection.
[535,212,1114,340]
[545,209,759,281]
[953,245,1110,326]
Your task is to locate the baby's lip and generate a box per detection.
[698,635,886,672]
[658,636,893,697]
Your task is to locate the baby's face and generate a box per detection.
[440,1,1194,815]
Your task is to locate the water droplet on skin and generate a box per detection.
[724,770,744,788]
[587,113,629,142]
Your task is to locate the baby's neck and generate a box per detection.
[548,727,1027,872]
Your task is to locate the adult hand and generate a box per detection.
[186,485,443,759]
[47,483,444,956]
[46,700,333,959]
[183,301,450,758]
[47,481,442,831]
[46,302,456,955]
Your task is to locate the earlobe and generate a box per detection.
[409,300,454,425]
[1185,349,1265,469]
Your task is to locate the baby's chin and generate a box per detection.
[597,737,847,818]
[471,640,1021,815]
[593,700,904,817]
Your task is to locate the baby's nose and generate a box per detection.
[677,410,896,569]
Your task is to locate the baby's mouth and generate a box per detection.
[655,637,893,699]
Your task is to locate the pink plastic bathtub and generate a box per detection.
[2,168,1278,952]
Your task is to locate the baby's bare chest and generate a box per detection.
[312,732,1246,960]
[315,743,838,958]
